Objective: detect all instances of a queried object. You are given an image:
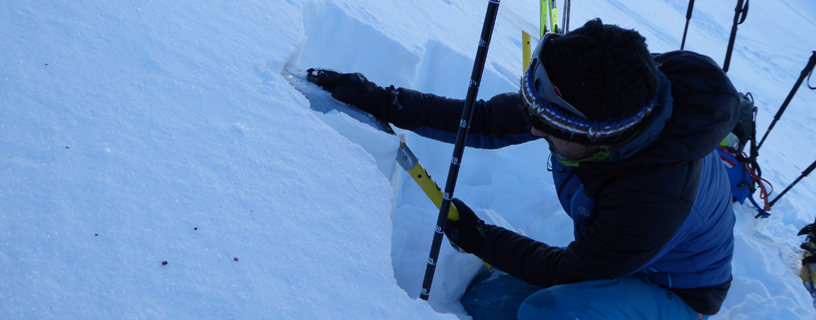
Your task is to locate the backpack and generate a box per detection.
[715,92,772,217]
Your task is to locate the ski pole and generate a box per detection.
[562,0,571,35]
[757,51,816,151]
[769,159,816,208]
[680,0,695,50]
[722,0,749,73]
[419,0,500,301]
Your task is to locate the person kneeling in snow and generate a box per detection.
[311,19,738,320]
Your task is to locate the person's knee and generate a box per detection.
[517,289,577,320]
[517,279,623,319]
[518,278,701,320]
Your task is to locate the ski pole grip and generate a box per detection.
[802,52,816,77]
[686,0,695,19]
[738,0,749,24]
[803,160,816,177]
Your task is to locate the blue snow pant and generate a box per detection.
[461,269,708,320]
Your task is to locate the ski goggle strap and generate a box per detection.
[523,33,588,119]
[521,33,657,143]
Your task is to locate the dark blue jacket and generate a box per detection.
[386,51,740,315]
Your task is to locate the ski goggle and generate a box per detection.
[521,33,656,143]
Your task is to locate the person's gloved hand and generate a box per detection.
[306,68,401,120]
[445,198,494,257]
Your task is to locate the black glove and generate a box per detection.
[306,68,401,120]
[445,198,494,257]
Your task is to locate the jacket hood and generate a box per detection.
[605,51,740,166]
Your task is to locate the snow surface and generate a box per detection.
[2,0,816,319]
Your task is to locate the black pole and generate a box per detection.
[723,0,749,73]
[562,0,571,35]
[769,159,816,208]
[419,0,501,301]
[680,0,695,50]
[749,99,759,170]
[757,51,816,151]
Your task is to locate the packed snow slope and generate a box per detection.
[2,0,816,319]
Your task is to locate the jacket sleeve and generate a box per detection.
[387,88,537,149]
[479,162,699,288]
